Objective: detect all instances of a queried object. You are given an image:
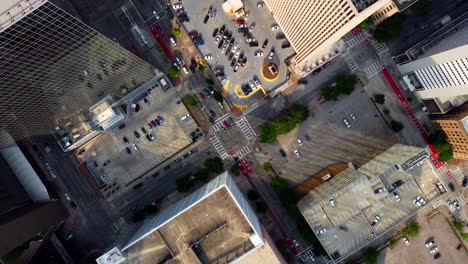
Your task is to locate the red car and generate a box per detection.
[199,92,206,100]
[223,120,230,128]
[150,120,157,128]
[236,19,245,24]
[189,31,198,38]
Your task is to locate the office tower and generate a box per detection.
[0,0,157,147]
[263,0,417,76]
[399,42,468,114]
[431,104,468,160]
[97,172,278,264]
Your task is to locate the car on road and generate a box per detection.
[430,246,438,254]
[448,182,455,192]
[125,147,131,154]
[298,78,308,85]
[65,233,73,240]
[64,193,71,201]
[227,117,235,126]
[103,160,111,167]
[370,215,380,226]
[343,118,351,128]
[209,110,216,117]
[279,149,286,157]
[223,120,230,128]
[122,136,129,144]
[329,197,335,207]
[297,139,303,146]
[349,113,357,121]
[204,55,213,60]
[293,149,301,158]
[393,191,400,201]
[271,25,279,31]
[374,187,386,194]
[425,240,434,247]
[403,237,410,245]
[293,240,299,247]
[462,175,467,187]
[315,228,326,235]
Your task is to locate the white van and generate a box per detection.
[170,37,176,46]
[180,114,190,121]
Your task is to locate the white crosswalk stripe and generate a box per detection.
[235,116,256,141]
[363,61,383,77]
[208,134,230,159]
[345,33,366,48]
[342,52,359,73]
[369,38,388,55]
[235,146,251,159]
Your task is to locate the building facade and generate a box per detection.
[431,104,468,160]
[0,0,157,147]
[263,0,418,76]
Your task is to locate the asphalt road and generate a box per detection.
[388,0,468,56]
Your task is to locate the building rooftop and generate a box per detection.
[298,144,441,262]
[97,172,263,264]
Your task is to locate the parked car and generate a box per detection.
[254,51,264,56]
[279,149,286,157]
[141,127,147,134]
[315,228,327,235]
[370,215,380,226]
[293,149,301,158]
[349,113,357,121]
[103,160,111,166]
[403,237,410,245]
[118,123,126,129]
[304,134,311,141]
[462,175,467,187]
[134,131,140,138]
[374,187,386,194]
[271,25,280,31]
[122,137,129,144]
[262,39,268,49]
[343,118,351,128]
[64,193,71,201]
[223,120,230,128]
[434,253,441,259]
[392,180,404,189]
[268,50,275,59]
[297,139,303,146]
[157,115,164,124]
[329,197,335,207]
[430,246,438,254]
[204,55,213,60]
[132,144,138,151]
[425,240,434,247]
[125,147,131,154]
[339,225,348,232]
[172,4,183,10]
[448,182,455,192]
[393,191,400,201]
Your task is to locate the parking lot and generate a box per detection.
[383,211,467,264]
[261,88,396,184]
[300,145,443,259]
[78,82,198,200]
[177,0,294,109]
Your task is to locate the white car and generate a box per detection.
[343,118,351,128]
[218,102,224,109]
[271,25,280,31]
[235,49,241,58]
[370,215,380,226]
[447,199,454,209]
[425,240,434,248]
[254,79,261,88]
[255,51,264,57]
[430,246,438,254]
[316,228,327,235]
[215,36,221,43]
[268,51,275,59]
[132,143,138,151]
[233,43,239,51]
[246,38,253,43]
[248,81,256,90]
[173,4,183,10]
[454,200,461,210]
[180,114,190,121]
[182,66,189,75]
[294,149,301,158]
[238,24,247,29]
[413,198,422,207]
[257,2,264,8]
[293,240,299,247]
[392,191,400,201]
[350,113,357,121]
[403,237,410,245]
[64,193,71,201]
[204,55,213,60]
[416,196,426,205]
[297,138,303,146]
[329,197,335,207]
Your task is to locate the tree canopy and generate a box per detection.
[168,66,180,79]
[212,91,224,103]
[259,104,310,143]
[321,75,357,101]
[390,120,404,132]
[428,131,454,162]
[204,157,224,174]
[373,14,405,43]
[374,94,385,104]
[401,221,420,237]
[183,95,198,106]
[172,28,181,37]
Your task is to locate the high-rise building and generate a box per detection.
[431,104,468,160]
[97,172,279,264]
[263,0,418,76]
[399,41,468,114]
[0,0,157,147]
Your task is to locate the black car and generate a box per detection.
[134,131,140,138]
[209,110,216,117]
[230,59,236,67]
[141,127,147,134]
[448,182,455,192]
[203,14,209,24]
[312,68,322,75]
[125,147,131,154]
[462,175,467,187]
[456,243,462,251]
[212,28,219,37]
[249,41,259,47]
[217,40,224,49]
[241,57,247,67]
[164,165,171,171]
[220,24,226,34]
[339,225,348,232]
[304,134,311,141]
[391,180,404,189]
[103,160,111,167]
[279,149,286,157]
[434,253,441,259]
[208,116,214,123]
[118,123,126,129]
[70,201,77,209]
[122,137,129,144]
[262,39,268,49]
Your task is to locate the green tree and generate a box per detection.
[255,201,268,213]
[453,221,464,232]
[388,238,399,249]
[198,64,205,73]
[168,66,180,79]
[363,248,378,264]
[212,91,224,103]
[230,163,240,176]
[401,221,420,238]
[204,157,224,174]
[383,109,390,115]
[271,176,288,193]
[360,18,374,29]
[335,75,357,95]
[194,169,209,182]
[206,78,215,85]
[374,94,385,104]
[248,190,260,200]
[172,28,181,37]
[373,14,405,43]
[183,95,198,106]
[390,120,404,132]
[321,86,340,101]
[259,123,278,143]
[263,162,271,172]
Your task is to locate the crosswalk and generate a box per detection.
[345,33,366,49]
[342,51,359,73]
[369,38,388,56]
[235,146,251,159]
[208,134,230,159]
[363,61,383,77]
[236,117,256,141]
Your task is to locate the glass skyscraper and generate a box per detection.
[0,0,156,146]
